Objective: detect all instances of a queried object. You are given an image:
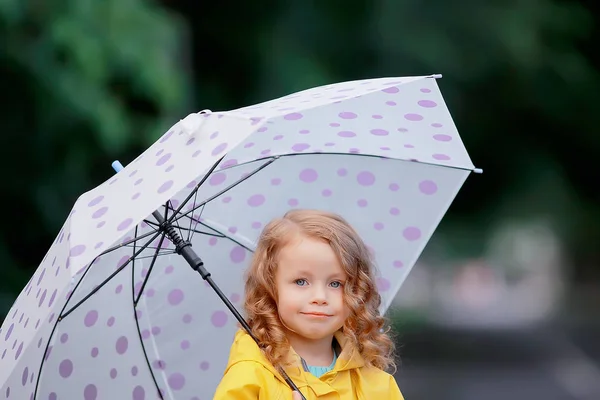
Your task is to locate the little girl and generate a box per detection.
[214,209,404,399]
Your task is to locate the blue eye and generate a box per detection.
[330,281,342,289]
[295,279,307,286]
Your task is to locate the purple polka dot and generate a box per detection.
[284,113,303,120]
[338,131,356,138]
[168,373,186,390]
[432,153,451,160]
[393,260,404,268]
[230,246,246,263]
[389,183,399,191]
[200,361,210,371]
[181,340,190,350]
[418,100,437,108]
[251,221,262,229]
[288,198,298,206]
[220,158,238,169]
[337,168,347,176]
[433,134,452,142]
[116,336,128,354]
[88,196,104,207]
[211,311,228,327]
[59,359,73,378]
[134,178,143,186]
[132,192,141,200]
[404,113,423,121]
[84,310,98,327]
[403,227,422,241]
[382,87,399,94]
[158,180,174,193]
[208,237,218,246]
[156,153,171,166]
[4,323,14,340]
[299,129,310,134]
[48,289,58,307]
[299,168,318,183]
[60,333,68,344]
[419,180,438,195]
[377,278,391,292]
[92,207,108,219]
[357,171,375,186]
[209,173,226,186]
[421,88,431,93]
[374,222,384,231]
[357,199,368,207]
[370,129,388,136]
[96,221,106,228]
[91,347,99,357]
[107,316,115,327]
[247,194,265,207]
[21,366,28,386]
[431,123,443,128]
[110,368,117,379]
[160,130,173,143]
[84,384,97,400]
[292,143,310,152]
[372,114,383,119]
[322,189,332,197]
[69,245,86,257]
[386,101,396,106]
[271,178,281,186]
[131,366,138,376]
[273,134,283,140]
[338,112,357,119]
[168,289,184,306]
[211,143,228,156]
[153,360,167,370]
[390,207,400,215]
[132,386,145,400]
[49,393,57,400]
[192,149,201,157]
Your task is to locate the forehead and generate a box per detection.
[276,236,345,276]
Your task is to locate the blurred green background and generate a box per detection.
[1,0,599,399]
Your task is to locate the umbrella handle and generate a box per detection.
[111,159,307,400]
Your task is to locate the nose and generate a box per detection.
[310,285,328,305]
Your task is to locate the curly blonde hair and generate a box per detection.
[244,209,396,372]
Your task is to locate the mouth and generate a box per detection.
[301,312,332,317]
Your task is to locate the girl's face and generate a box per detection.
[275,235,349,342]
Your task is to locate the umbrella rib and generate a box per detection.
[167,154,225,225]
[170,157,277,226]
[31,231,161,399]
[59,231,162,321]
[131,227,165,399]
[177,221,254,253]
[98,229,158,256]
[133,233,167,306]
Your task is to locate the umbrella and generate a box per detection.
[0,74,480,400]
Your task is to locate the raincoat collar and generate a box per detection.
[226,329,364,396]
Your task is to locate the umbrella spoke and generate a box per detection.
[167,155,225,226]
[131,226,165,399]
[170,157,277,226]
[177,220,254,253]
[59,230,162,321]
[133,233,167,306]
[98,229,158,257]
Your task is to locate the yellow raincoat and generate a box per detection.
[214,329,404,400]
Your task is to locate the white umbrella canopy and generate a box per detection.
[1,74,478,400]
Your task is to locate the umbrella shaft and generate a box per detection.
[151,211,306,399]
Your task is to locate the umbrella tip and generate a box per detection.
[112,160,125,173]
[473,168,483,174]
[431,74,443,79]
